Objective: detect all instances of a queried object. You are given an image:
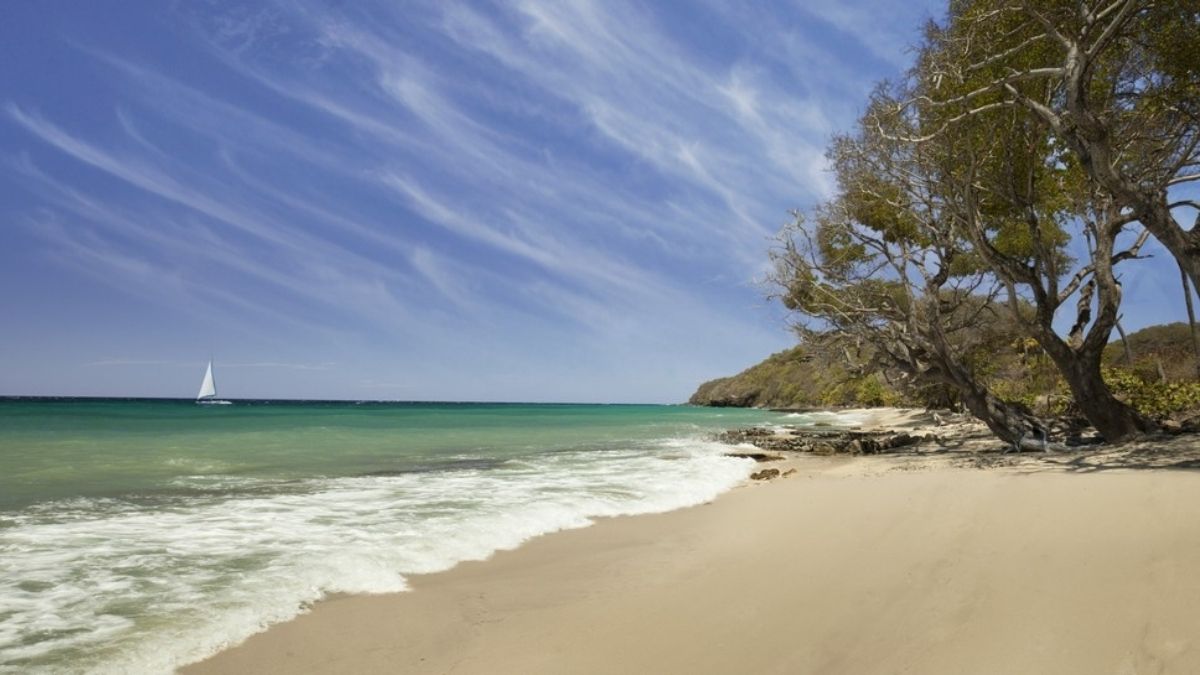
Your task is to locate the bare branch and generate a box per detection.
[965,31,1050,73]
[1019,2,1073,49]
[1086,0,1141,60]
[1169,200,1200,213]
[1168,173,1200,187]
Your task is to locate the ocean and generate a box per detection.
[0,398,808,673]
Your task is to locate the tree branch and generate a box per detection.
[1085,0,1141,60]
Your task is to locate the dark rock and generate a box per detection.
[859,437,888,451]
[724,452,783,463]
[749,468,781,480]
[718,425,931,456]
[810,441,838,456]
[701,393,758,407]
[716,427,774,444]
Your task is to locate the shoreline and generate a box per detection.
[183,412,1200,674]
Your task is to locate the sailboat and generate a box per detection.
[196,360,232,405]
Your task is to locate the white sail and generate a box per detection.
[196,361,217,400]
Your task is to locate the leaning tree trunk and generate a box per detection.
[1037,335,1155,442]
[1039,195,1156,442]
[1031,297,1156,442]
[952,378,1044,447]
[880,334,1035,446]
[933,358,1040,446]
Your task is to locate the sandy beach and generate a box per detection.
[182,411,1200,675]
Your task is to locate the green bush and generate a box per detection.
[1104,367,1200,419]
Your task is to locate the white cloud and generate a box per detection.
[3,0,944,399]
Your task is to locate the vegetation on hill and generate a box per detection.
[1104,323,1200,383]
[689,345,903,410]
[691,323,1200,423]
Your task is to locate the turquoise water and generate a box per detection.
[0,398,796,673]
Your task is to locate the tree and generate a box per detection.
[776,1,1194,441]
[910,0,1200,297]
[908,78,1157,440]
[773,98,1044,445]
[780,72,1159,441]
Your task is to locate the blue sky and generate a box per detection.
[0,1,1187,402]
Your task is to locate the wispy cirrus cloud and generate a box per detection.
[1,1,943,400]
[5,105,422,331]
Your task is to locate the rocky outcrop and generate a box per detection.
[688,346,858,409]
[718,427,925,456]
[691,382,759,408]
[724,452,784,463]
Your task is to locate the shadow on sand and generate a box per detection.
[947,433,1200,474]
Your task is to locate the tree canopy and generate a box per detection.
[772,0,1199,442]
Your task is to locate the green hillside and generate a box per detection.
[688,344,905,409]
[691,323,1200,416]
[1103,322,1199,382]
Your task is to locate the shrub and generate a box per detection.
[1104,367,1200,419]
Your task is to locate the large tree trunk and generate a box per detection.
[954,383,1036,446]
[930,356,1039,446]
[881,331,1036,446]
[1041,198,1156,441]
[1032,334,1149,441]
[1031,304,1154,441]
[1055,356,1154,441]
[1035,249,1155,441]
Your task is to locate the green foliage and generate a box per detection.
[852,373,903,407]
[1094,323,1200,419]
[692,321,1200,420]
[1103,368,1200,420]
[757,1,1200,440]
[814,218,868,272]
[688,343,913,409]
[816,372,901,408]
[839,174,922,244]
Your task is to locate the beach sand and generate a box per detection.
[183,416,1200,674]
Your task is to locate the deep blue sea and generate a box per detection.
[0,399,818,673]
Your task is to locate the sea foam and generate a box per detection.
[0,438,754,674]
